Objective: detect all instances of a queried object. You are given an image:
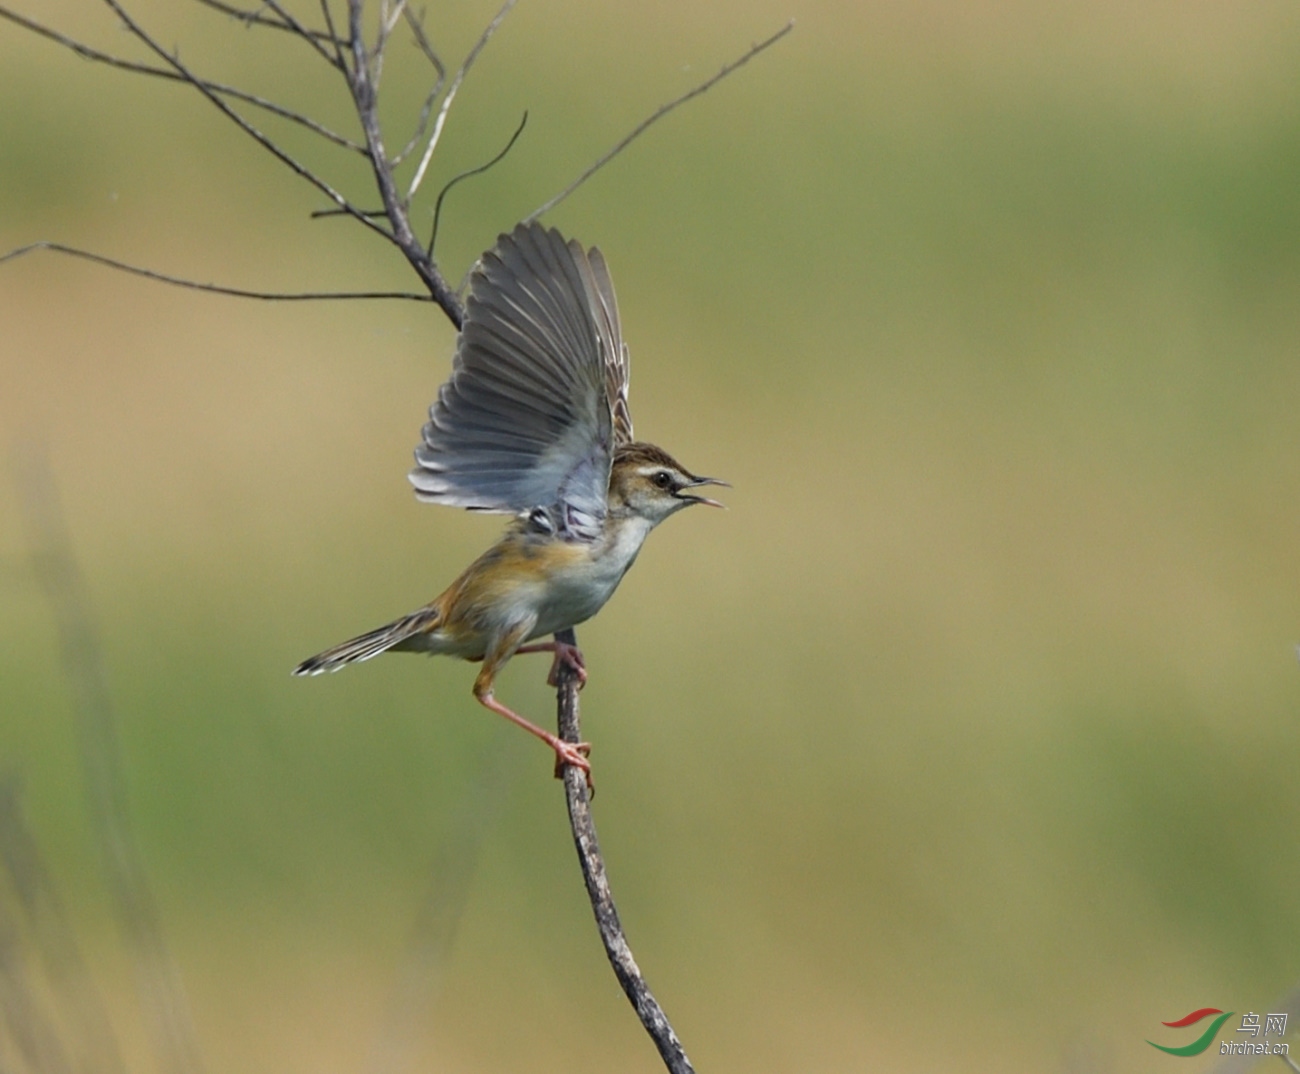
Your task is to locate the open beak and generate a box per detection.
[675,475,729,509]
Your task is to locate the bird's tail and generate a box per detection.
[293,607,442,675]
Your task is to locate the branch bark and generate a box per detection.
[553,628,696,1074]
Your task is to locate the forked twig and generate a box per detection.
[98,0,391,248]
[339,1,464,325]
[209,0,344,67]
[527,20,794,222]
[371,0,409,88]
[0,5,363,149]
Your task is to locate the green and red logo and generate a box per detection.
[1148,1008,1235,1056]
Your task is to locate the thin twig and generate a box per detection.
[0,242,434,302]
[266,0,343,66]
[553,628,696,1074]
[318,0,348,68]
[391,6,446,166]
[427,110,527,257]
[14,445,206,1074]
[527,19,794,222]
[401,3,444,74]
[0,5,362,149]
[247,0,344,69]
[193,0,338,47]
[372,0,409,89]
[309,206,388,219]
[406,0,517,204]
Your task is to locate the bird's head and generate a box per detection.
[608,442,728,525]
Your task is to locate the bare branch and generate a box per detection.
[553,628,696,1074]
[345,0,465,326]
[0,242,434,302]
[406,0,517,204]
[3,0,526,328]
[0,4,361,148]
[98,0,393,245]
[427,110,528,257]
[527,19,795,223]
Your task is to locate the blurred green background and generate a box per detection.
[3,1,1300,1071]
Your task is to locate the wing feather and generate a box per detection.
[409,223,634,530]
[583,248,633,444]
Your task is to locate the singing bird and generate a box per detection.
[294,223,726,784]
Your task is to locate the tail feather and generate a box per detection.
[293,608,441,675]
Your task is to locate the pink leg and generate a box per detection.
[473,628,592,787]
[514,640,587,688]
[474,689,592,787]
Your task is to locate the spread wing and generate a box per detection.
[409,223,633,530]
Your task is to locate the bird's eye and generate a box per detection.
[652,470,673,490]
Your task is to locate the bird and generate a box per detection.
[293,222,726,786]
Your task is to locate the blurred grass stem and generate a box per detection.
[13,445,205,1074]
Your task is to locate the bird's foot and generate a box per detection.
[473,686,594,791]
[551,739,593,789]
[512,640,588,689]
[547,641,587,689]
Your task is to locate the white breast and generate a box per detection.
[530,515,655,638]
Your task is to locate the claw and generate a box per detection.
[551,738,593,790]
[547,641,587,689]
